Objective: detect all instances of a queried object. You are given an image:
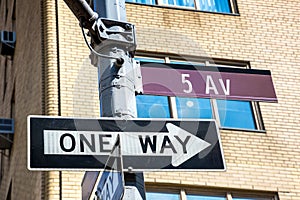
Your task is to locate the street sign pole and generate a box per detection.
[90,1,145,200]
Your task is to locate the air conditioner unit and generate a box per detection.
[0,118,14,149]
[0,31,16,56]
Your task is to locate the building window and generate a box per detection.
[2,58,8,100]
[161,0,195,8]
[126,0,156,5]
[146,192,180,200]
[186,194,226,200]
[216,99,256,130]
[176,97,212,119]
[10,89,15,119]
[136,95,170,118]
[197,0,231,13]
[135,56,264,131]
[145,189,278,200]
[126,0,238,14]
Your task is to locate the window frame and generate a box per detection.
[126,0,239,15]
[135,54,265,132]
[145,186,279,200]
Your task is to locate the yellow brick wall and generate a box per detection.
[57,1,100,118]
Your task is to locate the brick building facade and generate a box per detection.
[0,0,299,199]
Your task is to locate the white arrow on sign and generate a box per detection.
[120,123,211,167]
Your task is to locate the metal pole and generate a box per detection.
[95,44,137,118]
[91,1,145,199]
[92,0,137,118]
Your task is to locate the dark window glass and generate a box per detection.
[126,0,156,4]
[135,57,165,63]
[176,97,213,119]
[187,194,226,200]
[126,0,233,13]
[146,192,180,200]
[136,95,170,118]
[197,0,231,13]
[163,0,195,7]
[216,100,256,130]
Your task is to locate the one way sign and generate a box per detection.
[28,116,226,171]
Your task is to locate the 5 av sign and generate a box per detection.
[28,116,225,171]
[140,62,277,102]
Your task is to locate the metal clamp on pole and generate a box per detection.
[94,18,137,55]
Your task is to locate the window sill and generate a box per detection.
[220,126,266,134]
[126,2,240,17]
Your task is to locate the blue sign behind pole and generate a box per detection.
[96,171,124,200]
[96,135,124,200]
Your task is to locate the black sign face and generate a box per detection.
[28,116,225,171]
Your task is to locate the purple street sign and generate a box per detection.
[140,63,277,102]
